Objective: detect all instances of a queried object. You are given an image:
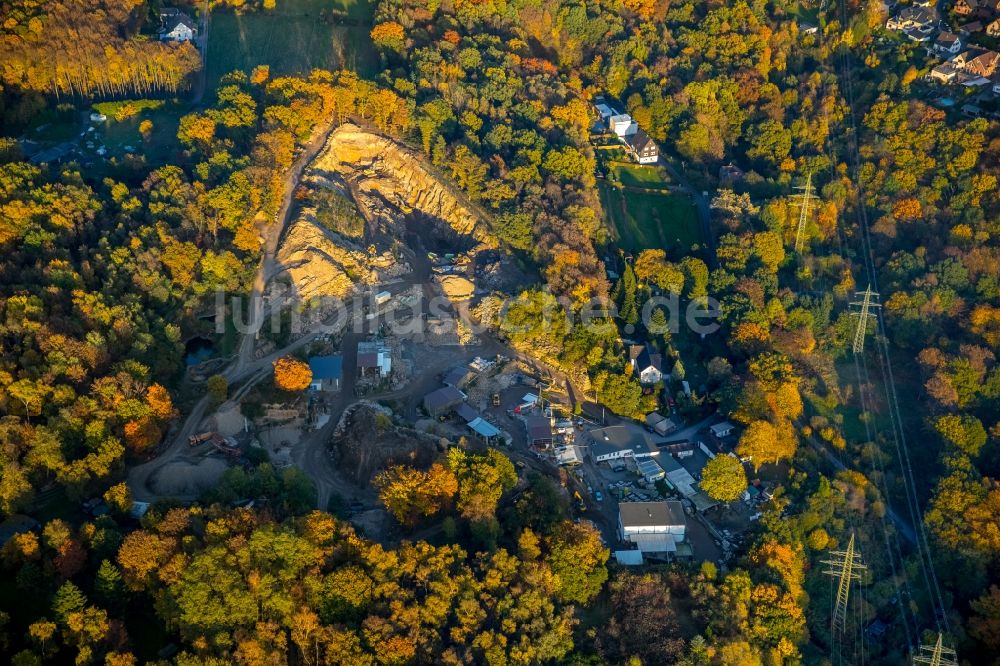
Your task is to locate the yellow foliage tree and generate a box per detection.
[736,420,798,471]
[146,383,175,421]
[273,357,312,392]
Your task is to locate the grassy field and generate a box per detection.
[599,181,700,254]
[206,0,379,88]
[610,163,672,189]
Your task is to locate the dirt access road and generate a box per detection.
[127,116,341,502]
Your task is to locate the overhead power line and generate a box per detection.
[822,532,867,633]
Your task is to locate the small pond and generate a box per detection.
[184,336,215,367]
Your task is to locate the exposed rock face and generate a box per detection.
[309,124,496,247]
[273,124,495,301]
[275,210,378,300]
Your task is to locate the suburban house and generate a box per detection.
[423,385,465,416]
[988,18,1000,36]
[357,340,391,378]
[628,343,664,385]
[710,420,736,439]
[885,7,934,31]
[959,20,985,34]
[588,425,661,462]
[159,8,197,41]
[592,96,660,165]
[962,49,1000,77]
[955,0,979,16]
[623,128,659,164]
[308,355,342,392]
[618,501,687,556]
[933,31,963,55]
[930,62,960,82]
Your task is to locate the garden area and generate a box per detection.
[599,162,699,254]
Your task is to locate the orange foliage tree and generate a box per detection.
[273,356,312,392]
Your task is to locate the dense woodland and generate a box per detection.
[0,0,201,124]
[0,0,999,663]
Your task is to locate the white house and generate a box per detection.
[933,31,963,55]
[628,343,664,385]
[624,129,659,164]
[886,7,934,31]
[618,501,686,555]
[159,9,197,42]
[588,425,661,462]
[608,114,636,137]
[709,421,736,439]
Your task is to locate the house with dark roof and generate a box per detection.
[934,31,963,55]
[618,501,686,555]
[623,128,659,164]
[628,343,664,385]
[308,355,342,392]
[357,340,391,378]
[886,6,934,30]
[588,425,662,462]
[524,416,553,447]
[423,386,465,416]
[160,8,198,41]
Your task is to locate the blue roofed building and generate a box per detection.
[309,355,343,392]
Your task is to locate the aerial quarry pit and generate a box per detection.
[274,123,497,303]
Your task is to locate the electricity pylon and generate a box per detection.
[913,633,957,666]
[850,285,881,354]
[821,532,867,633]
[792,172,815,253]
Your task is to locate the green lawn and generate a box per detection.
[206,0,379,88]
[599,181,700,254]
[611,163,672,189]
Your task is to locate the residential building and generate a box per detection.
[308,355,342,392]
[588,425,661,462]
[955,0,979,16]
[623,128,659,164]
[628,343,664,385]
[357,340,391,377]
[933,31,963,54]
[930,62,960,82]
[709,421,736,438]
[959,20,984,34]
[618,501,686,555]
[988,18,1000,36]
[159,8,197,41]
[886,7,934,30]
[952,48,1000,77]
[609,113,636,137]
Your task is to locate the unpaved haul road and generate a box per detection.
[128,117,341,502]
